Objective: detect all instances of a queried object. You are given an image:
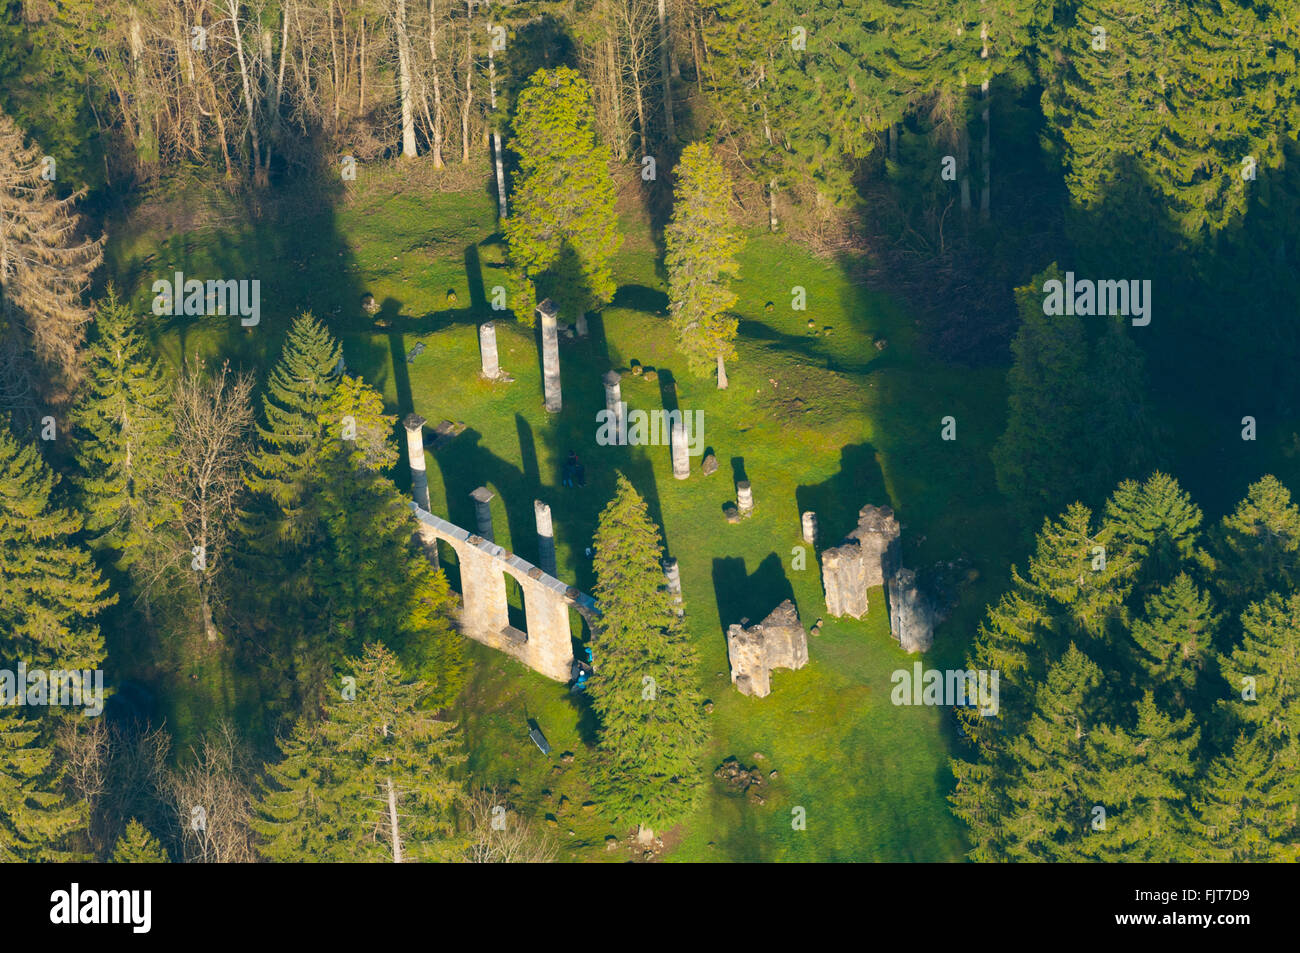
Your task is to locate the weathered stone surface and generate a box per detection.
[671,419,690,479]
[479,321,501,379]
[662,557,683,617]
[726,599,809,698]
[821,504,901,618]
[403,414,430,513]
[888,568,934,653]
[411,506,597,682]
[701,453,718,475]
[736,481,753,517]
[601,371,625,444]
[470,486,496,542]
[537,299,562,413]
[801,511,817,545]
[534,499,556,576]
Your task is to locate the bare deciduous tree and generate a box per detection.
[171,357,253,642]
[167,721,257,863]
[462,786,558,863]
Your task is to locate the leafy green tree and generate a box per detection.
[1104,472,1207,589]
[666,142,743,387]
[255,644,467,863]
[111,819,169,863]
[0,418,111,672]
[586,474,707,842]
[504,66,622,320]
[71,288,175,574]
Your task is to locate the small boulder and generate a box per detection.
[701,453,719,476]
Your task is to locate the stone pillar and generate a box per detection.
[662,557,683,616]
[822,544,869,619]
[737,481,753,517]
[470,486,495,542]
[534,499,556,577]
[602,371,625,444]
[537,299,562,413]
[575,312,588,337]
[479,321,500,379]
[671,419,690,479]
[801,511,817,545]
[403,414,430,512]
[889,569,934,653]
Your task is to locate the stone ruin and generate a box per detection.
[403,417,598,682]
[820,505,900,619]
[819,504,934,653]
[726,599,809,698]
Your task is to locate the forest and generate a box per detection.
[1,0,1298,864]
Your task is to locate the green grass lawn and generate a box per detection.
[104,164,1020,860]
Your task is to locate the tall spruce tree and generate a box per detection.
[665,142,742,388]
[71,288,175,575]
[0,418,111,672]
[1215,475,1300,602]
[586,474,706,842]
[0,707,86,861]
[254,643,467,863]
[111,819,169,863]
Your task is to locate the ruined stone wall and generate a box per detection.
[726,599,809,698]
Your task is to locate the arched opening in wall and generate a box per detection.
[434,537,461,595]
[505,573,528,634]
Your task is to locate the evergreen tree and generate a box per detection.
[586,474,706,841]
[1081,693,1200,861]
[0,111,104,416]
[1215,475,1300,601]
[0,418,111,672]
[992,266,1091,517]
[255,644,466,863]
[307,376,464,709]
[0,707,85,861]
[1000,644,1104,861]
[1024,502,1129,644]
[665,142,743,388]
[1184,732,1295,862]
[242,312,342,549]
[111,819,169,863]
[1130,574,1216,705]
[1103,472,1207,590]
[504,66,622,319]
[71,288,175,574]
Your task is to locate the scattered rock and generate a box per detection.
[701,453,719,476]
[752,752,767,762]
[703,700,714,714]
[874,337,888,350]
[643,369,658,383]
[582,801,597,813]
[769,770,779,779]
[545,816,558,828]
[560,751,575,765]
[724,503,741,524]
[446,289,458,304]
[630,362,643,376]
[605,836,619,851]
[361,293,379,315]
[764,301,775,312]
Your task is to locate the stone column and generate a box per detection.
[602,370,625,444]
[737,481,754,517]
[479,321,500,379]
[403,414,430,511]
[470,486,495,542]
[662,557,683,616]
[534,499,556,577]
[575,312,588,337]
[801,511,817,545]
[671,419,690,479]
[537,299,562,413]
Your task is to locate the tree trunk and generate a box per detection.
[487,41,507,217]
[636,824,654,846]
[386,776,403,862]
[461,3,473,163]
[980,22,990,219]
[716,352,728,389]
[768,178,778,232]
[657,0,675,142]
[226,0,265,186]
[429,0,444,167]
[396,0,417,157]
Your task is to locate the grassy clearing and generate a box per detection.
[104,168,1014,860]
